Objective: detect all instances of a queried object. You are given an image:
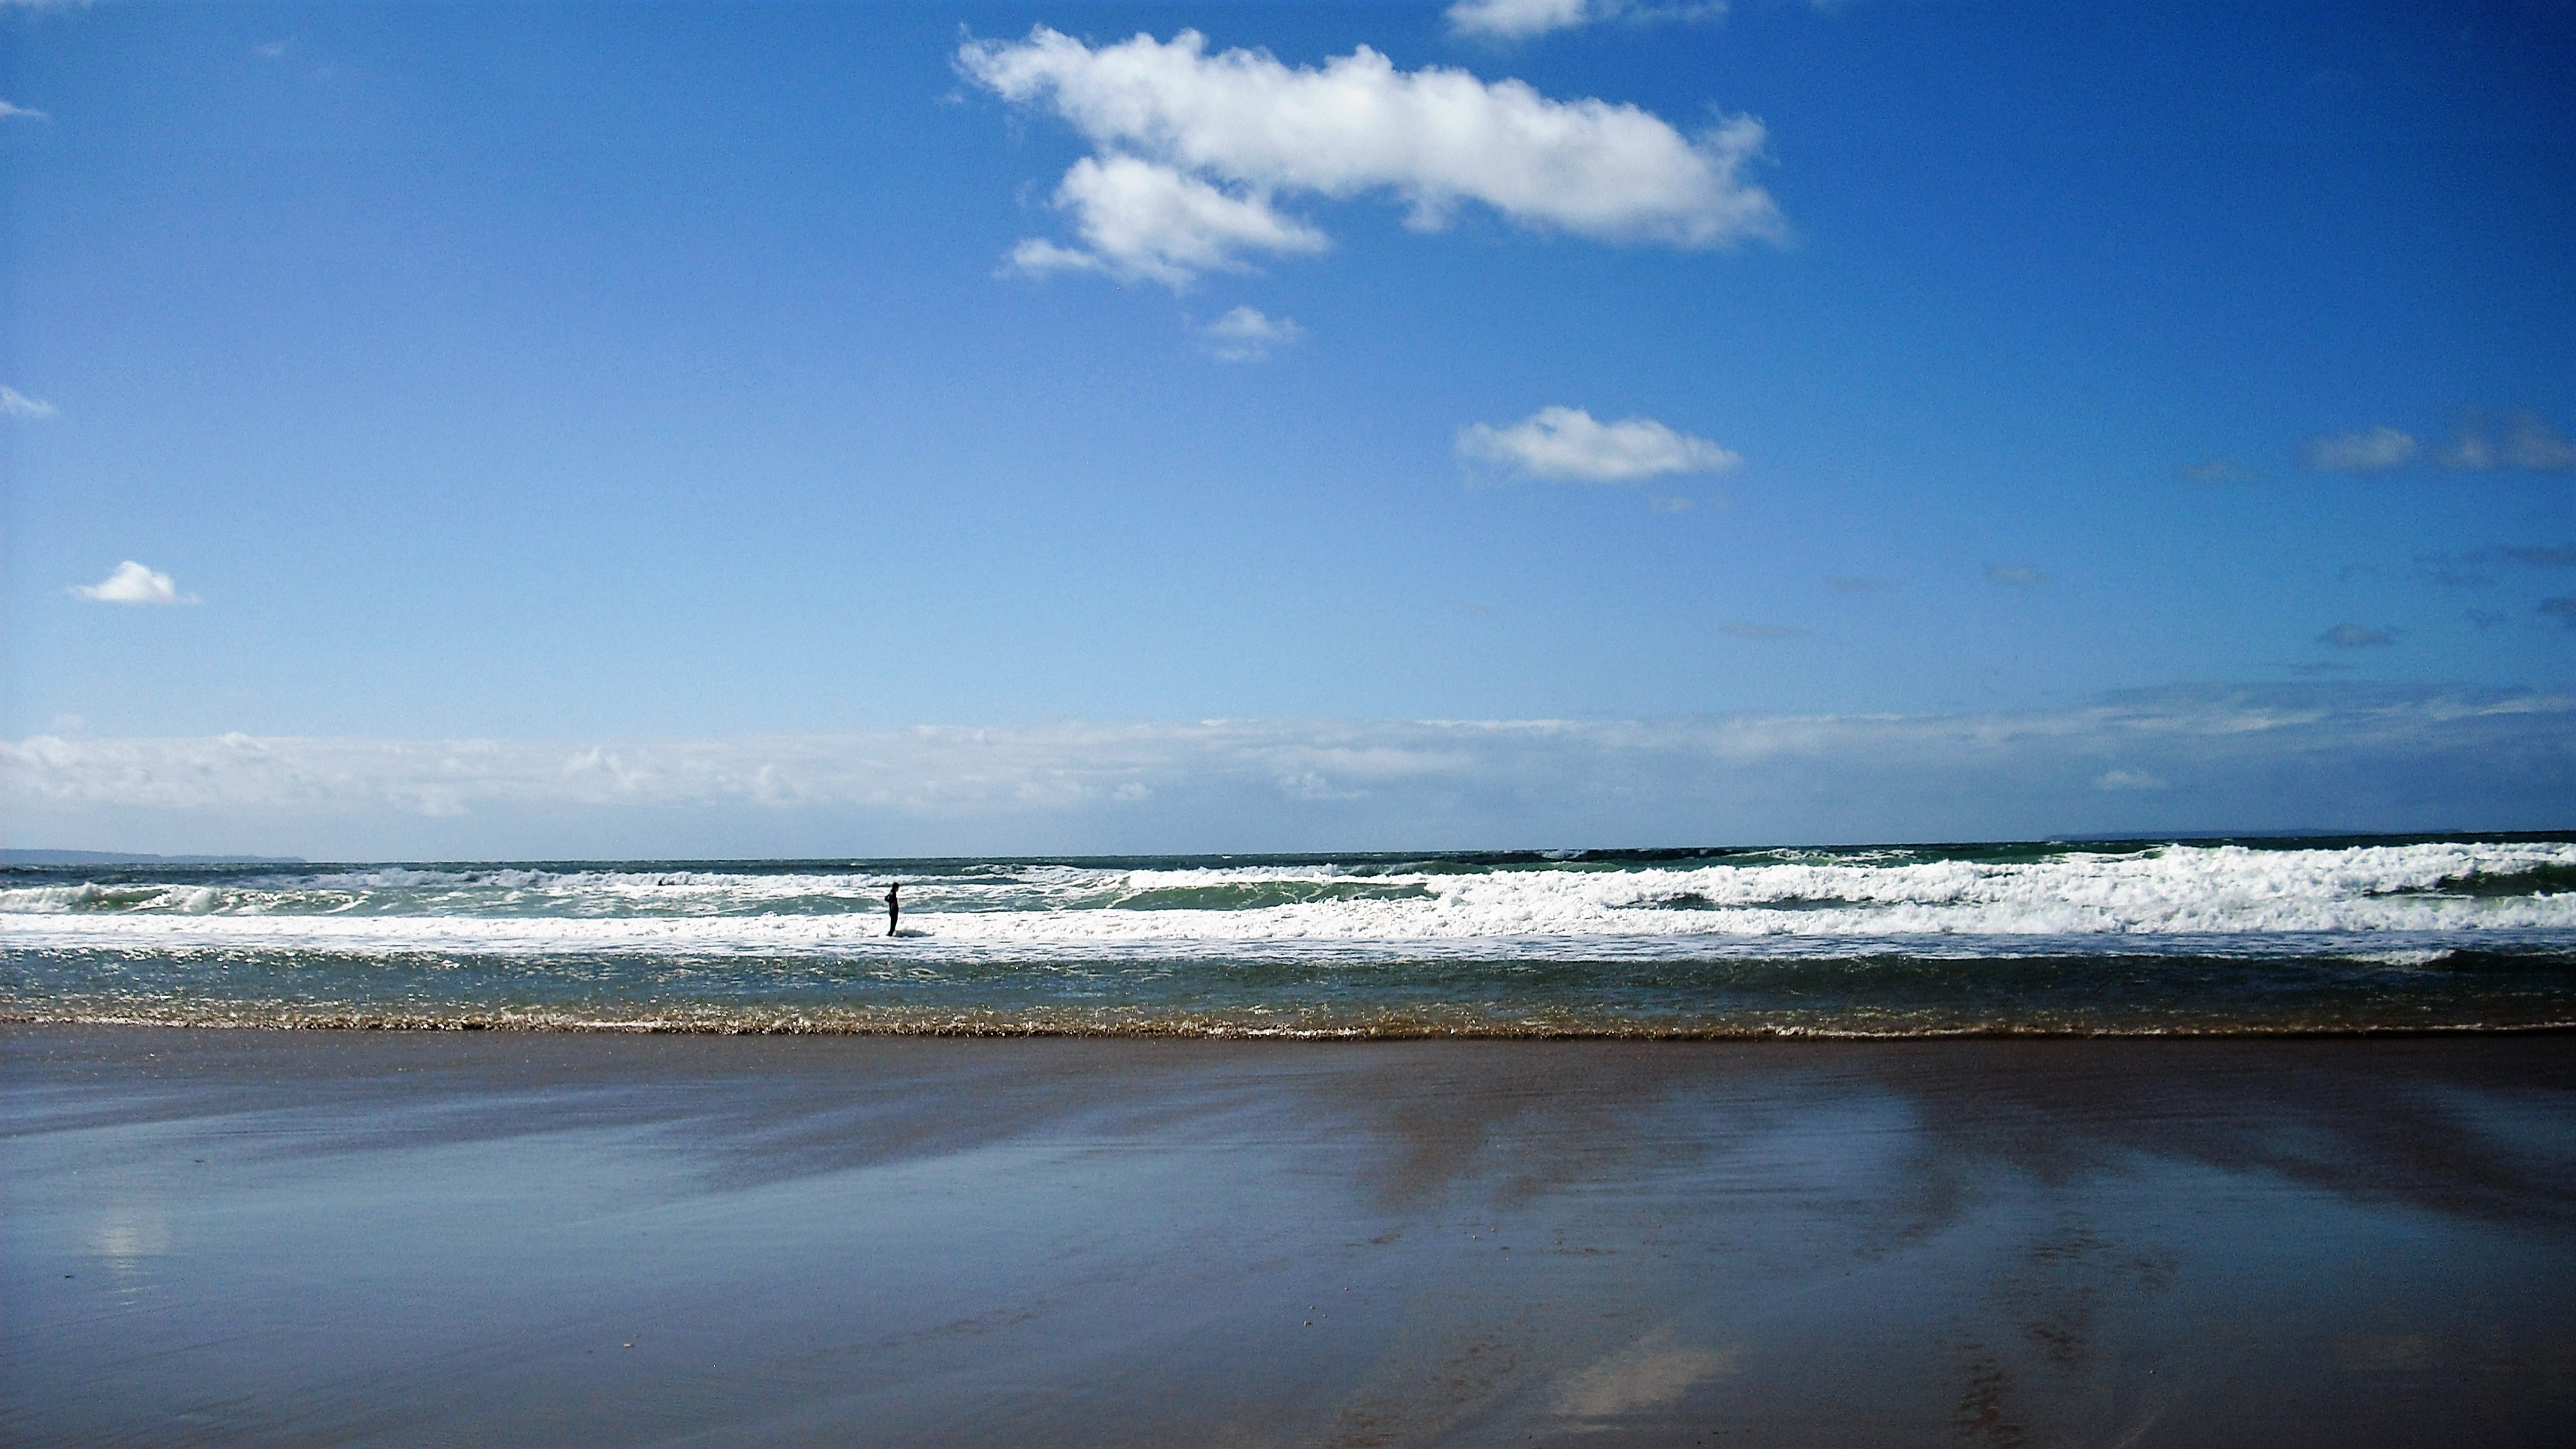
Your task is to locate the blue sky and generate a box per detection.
[3,0,2572,854]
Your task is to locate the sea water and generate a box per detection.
[4,836,2572,1035]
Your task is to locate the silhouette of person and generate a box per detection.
[886,881,900,938]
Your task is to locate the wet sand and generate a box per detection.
[5,1027,2575,1446]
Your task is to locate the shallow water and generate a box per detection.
[6,1030,2574,1447]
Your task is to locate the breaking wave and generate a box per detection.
[5,837,2572,1035]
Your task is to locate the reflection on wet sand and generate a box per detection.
[4,1028,2572,1447]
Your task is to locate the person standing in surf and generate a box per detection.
[885,881,900,938]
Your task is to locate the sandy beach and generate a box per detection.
[5,1027,2574,1446]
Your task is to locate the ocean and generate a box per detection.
[4,834,2572,1036]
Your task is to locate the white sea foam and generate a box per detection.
[4,842,2572,962]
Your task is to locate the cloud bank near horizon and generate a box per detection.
[7,686,2568,860]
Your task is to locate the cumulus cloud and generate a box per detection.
[1446,0,1724,41]
[2302,426,2419,474]
[8,687,2571,856]
[1196,304,1304,362]
[958,27,1784,285]
[1458,406,1740,482]
[1,386,58,419]
[1985,564,2047,586]
[2320,622,2396,648]
[1008,155,1329,286]
[71,561,198,607]
[0,100,48,121]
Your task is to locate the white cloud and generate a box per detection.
[1447,0,1724,42]
[0,100,49,121]
[1197,304,1305,362]
[1008,154,1328,287]
[1458,405,1740,482]
[71,561,198,607]
[2434,410,2576,473]
[2440,429,2497,472]
[6,687,2569,856]
[2507,416,2576,472]
[1449,0,1595,39]
[958,27,1784,286]
[1,386,58,419]
[1279,769,1369,801]
[2302,426,2418,473]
